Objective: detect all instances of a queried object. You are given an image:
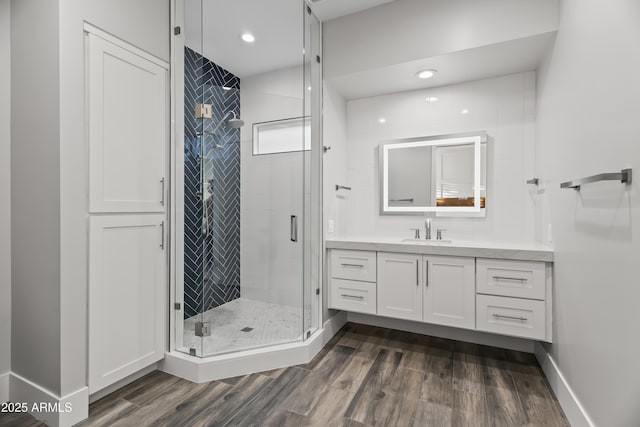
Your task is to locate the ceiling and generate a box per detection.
[185,0,302,78]
[184,0,395,78]
[327,32,557,100]
[309,0,397,22]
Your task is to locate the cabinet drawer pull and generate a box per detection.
[416,259,419,287]
[492,314,527,321]
[341,263,364,268]
[160,221,165,249]
[341,294,364,300]
[493,276,527,282]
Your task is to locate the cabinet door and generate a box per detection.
[423,255,475,329]
[89,215,166,393]
[377,252,422,321]
[87,33,168,213]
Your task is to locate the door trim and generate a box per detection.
[84,23,169,70]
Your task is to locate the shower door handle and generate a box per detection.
[290,215,298,242]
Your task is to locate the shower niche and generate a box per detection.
[172,0,322,358]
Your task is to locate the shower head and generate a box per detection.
[222,111,244,129]
[195,110,244,157]
[227,117,245,128]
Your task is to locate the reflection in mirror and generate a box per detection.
[387,145,432,207]
[434,143,486,208]
[380,132,486,215]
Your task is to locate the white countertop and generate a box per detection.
[326,236,554,262]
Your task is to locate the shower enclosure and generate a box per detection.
[172,0,322,358]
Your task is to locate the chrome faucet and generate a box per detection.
[424,218,431,240]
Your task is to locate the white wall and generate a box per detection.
[11,0,62,395]
[84,0,169,61]
[323,82,348,239]
[536,1,640,425]
[240,66,306,307]
[324,0,559,79]
[342,72,536,242]
[322,82,348,322]
[0,0,11,382]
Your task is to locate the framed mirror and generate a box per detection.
[379,131,487,215]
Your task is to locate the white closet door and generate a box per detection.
[88,33,168,213]
[89,215,166,393]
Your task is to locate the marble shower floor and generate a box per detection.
[182,298,310,357]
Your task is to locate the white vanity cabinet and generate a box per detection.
[327,243,553,343]
[376,253,475,326]
[329,250,377,315]
[377,252,422,321]
[423,256,475,329]
[475,258,549,340]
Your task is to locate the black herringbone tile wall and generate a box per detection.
[184,47,241,318]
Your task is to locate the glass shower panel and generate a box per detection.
[303,5,322,339]
[180,0,206,357]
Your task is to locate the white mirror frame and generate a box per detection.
[379,131,487,215]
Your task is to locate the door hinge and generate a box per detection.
[316,288,320,295]
[174,26,181,36]
[195,321,211,337]
[174,302,181,310]
[316,55,321,64]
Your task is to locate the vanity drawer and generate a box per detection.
[476,258,546,300]
[330,250,377,282]
[476,294,545,340]
[329,279,377,315]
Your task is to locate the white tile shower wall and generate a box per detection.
[0,0,11,380]
[240,66,306,308]
[343,72,537,242]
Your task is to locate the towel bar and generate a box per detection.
[560,169,632,190]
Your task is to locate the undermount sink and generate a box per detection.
[401,238,452,245]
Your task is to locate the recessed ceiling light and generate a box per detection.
[461,108,470,115]
[241,32,255,43]
[426,96,439,103]
[416,69,437,79]
[378,117,387,124]
[307,85,312,91]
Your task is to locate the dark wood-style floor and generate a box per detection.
[0,323,569,427]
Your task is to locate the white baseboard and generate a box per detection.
[9,372,88,427]
[0,372,9,403]
[348,312,535,353]
[162,311,348,383]
[534,343,595,427]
